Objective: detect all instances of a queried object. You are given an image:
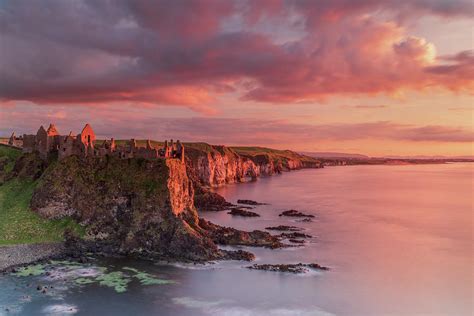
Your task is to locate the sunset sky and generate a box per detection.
[0,0,473,156]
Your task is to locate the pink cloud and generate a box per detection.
[0,0,472,111]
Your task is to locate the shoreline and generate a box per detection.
[0,243,65,272]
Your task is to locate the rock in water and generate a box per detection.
[227,208,260,217]
[199,219,285,249]
[247,263,329,274]
[278,232,312,239]
[237,199,267,205]
[288,239,305,244]
[265,225,303,232]
[278,210,315,218]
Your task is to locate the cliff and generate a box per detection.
[6,152,281,262]
[185,143,321,187]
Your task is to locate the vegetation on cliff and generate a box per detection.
[0,146,83,245]
[0,145,22,184]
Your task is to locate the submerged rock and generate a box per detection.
[237,199,268,206]
[265,225,303,232]
[279,210,315,218]
[296,218,313,223]
[277,232,312,239]
[288,239,305,244]
[227,208,260,217]
[247,263,329,274]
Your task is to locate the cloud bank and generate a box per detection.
[0,0,473,112]
[1,105,471,146]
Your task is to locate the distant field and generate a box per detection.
[231,146,319,163]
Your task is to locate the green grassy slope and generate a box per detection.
[0,144,22,174]
[0,146,84,245]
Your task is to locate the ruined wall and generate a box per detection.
[22,135,35,153]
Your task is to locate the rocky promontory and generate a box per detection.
[0,139,325,270]
[7,151,286,264]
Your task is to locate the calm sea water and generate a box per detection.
[0,163,472,316]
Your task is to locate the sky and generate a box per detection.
[0,0,473,156]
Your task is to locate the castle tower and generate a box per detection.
[110,138,116,152]
[164,140,169,158]
[180,143,185,163]
[8,132,15,145]
[36,125,48,158]
[46,123,59,136]
[176,140,182,152]
[80,124,95,157]
[146,139,153,150]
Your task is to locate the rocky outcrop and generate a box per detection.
[279,210,315,218]
[227,208,260,217]
[246,263,329,274]
[199,219,284,249]
[23,154,272,262]
[265,225,303,232]
[237,199,267,206]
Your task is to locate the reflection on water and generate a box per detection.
[0,163,472,315]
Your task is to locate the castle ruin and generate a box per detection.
[13,123,185,162]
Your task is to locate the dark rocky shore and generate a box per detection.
[0,243,64,272]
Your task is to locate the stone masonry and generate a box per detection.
[15,123,185,162]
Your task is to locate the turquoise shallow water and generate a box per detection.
[0,163,472,316]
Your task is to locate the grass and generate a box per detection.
[0,144,22,173]
[231,146,319,164]
[0,178,84,246]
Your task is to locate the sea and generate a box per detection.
[0,163,472,316]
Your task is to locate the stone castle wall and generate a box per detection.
[14,123,185,162]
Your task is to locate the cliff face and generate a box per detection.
[28,155,220,261]
[185,144,321,187]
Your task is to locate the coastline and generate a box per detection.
[0,243,64,272]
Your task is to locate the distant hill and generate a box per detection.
[301,152,370,159]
